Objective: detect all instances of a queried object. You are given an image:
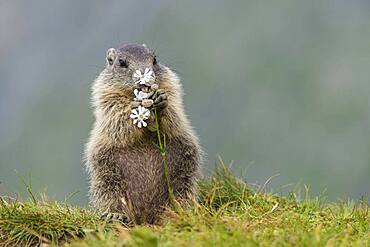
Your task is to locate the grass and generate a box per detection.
[0,163,369,246]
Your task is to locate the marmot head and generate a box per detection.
[103,44,162,85]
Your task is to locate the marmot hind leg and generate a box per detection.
[167,139,200,201]
[89,150,130,221]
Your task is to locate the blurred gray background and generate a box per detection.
[1,0,369,205]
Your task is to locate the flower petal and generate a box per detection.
[142,121,147,127]
[140,106,148,114]
[134,70,142,78]
[137,121,142,128]
[143,111,150,118]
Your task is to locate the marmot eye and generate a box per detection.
[153,57,157,65]
[119,59,128,68]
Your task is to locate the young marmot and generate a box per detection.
[85,44,202,224]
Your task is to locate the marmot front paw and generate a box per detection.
[151,89,168,110]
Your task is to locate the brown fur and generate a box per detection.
[85,44,202,224]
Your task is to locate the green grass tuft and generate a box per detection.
[0,198,111,246]
[1,163,369,246]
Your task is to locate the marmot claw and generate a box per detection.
[101,212,129,224]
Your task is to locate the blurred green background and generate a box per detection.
[1,1,369,205]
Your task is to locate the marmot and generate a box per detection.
[85,44,202,224]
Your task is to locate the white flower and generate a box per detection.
[130,105,150,128]
[133,89,149,101]
[133,68,154,85]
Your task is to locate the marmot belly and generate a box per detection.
[119,144,167,223]
[90,138,197,224]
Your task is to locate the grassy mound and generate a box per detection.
[0,164,369,246]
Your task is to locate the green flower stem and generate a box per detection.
[154,109,174,204]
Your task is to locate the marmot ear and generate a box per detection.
[106,48,117,66]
